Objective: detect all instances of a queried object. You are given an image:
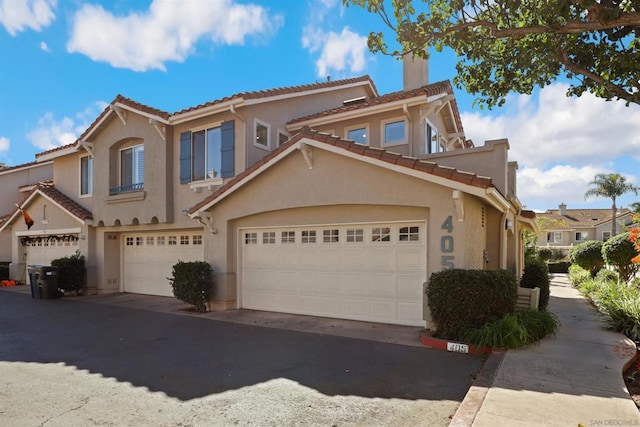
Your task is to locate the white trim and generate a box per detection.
[114,102,170,125]
[344,123,369,146]
[254,118,271,151]
[381,116,408,147]
[36,146,76,162]
[170,100,243,124]
[189,120,224,133]
[243,80,376,106]
[17,228,81,237]
[0,160,53,175]
[191,137,506,215]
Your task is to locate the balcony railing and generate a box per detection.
[110,182,144,195]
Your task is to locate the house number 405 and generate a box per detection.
[441,215,455,270]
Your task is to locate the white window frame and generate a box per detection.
[425,120,445,154]
[575,231,588,242]
[190,122,223,183]
[344,124,369,146]
[547,231,562,243]
[254,118,271,151]
[277,129,290,147]
[119,144,144,188]
[79,155,93,197]
[381,117,407,147]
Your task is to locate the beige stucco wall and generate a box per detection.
[0,162,53,217]
[198,146,498,318]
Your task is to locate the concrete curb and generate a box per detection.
[449,350,506,427]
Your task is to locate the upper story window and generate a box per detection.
[180,120,234,184]
[192,126,221,181]
[382,119,406,146]
[426,122,444,154]
[80,155,93,196]
[255,119,270,150]
[346,125,368,145]
[113,144,144,193]
[575,232,588,242]
[546,231,562,243]
[602,231,611,241]
[278,130,289,146]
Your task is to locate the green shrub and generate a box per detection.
[568,265,591,286]
[547,261,570,274]
[595,268,618,284]
[427,269,517,340]
[537,248,553,262]
[592,280,640,341]
[51,251,86,293]
[570,240,605,277]
[168,261,213,312]
[520,259,550,310]
[517,309,560,342]
[463,310,559,349]
[602,232,640,283]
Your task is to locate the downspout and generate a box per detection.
[402,103,413,157]
[500,209,509,270]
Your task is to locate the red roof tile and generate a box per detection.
[188,126,493,214]
[173,76,377,116]
[287,80,464,133]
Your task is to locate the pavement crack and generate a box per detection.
[39,397,90,426]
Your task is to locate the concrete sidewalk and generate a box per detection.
[453,274,640,427]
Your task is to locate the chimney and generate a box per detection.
[559,203,567,216]
[403,53,429,91]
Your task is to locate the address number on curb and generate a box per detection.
[447,342,469,353]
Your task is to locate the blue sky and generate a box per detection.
[1,0,639,212]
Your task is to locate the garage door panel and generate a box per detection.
[241,222,426,327]
[370,275,397,298]
[124,232,203,297]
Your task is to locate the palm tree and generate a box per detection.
[585,173,638,238]
[630,201,640,214]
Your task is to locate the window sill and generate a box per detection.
[253,142,271,152]
[107,191,146,204]
[189,177,224,192]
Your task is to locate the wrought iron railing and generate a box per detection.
[110,182,144,195]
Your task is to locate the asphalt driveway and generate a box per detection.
[0,290,483,426]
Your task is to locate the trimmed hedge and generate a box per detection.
[427,269,518,340]
[51,252,86,293]
[601,232,639,283]
[569,240,604,277]
[520,259,550,310]
[168,261,213,312]
[547,261,570,274]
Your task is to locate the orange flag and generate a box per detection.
[15,204,34,230]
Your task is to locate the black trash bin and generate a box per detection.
[37,266,60,299]
[27,265,41,299]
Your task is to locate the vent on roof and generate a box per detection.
[343,96,366,106]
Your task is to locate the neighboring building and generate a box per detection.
[0,58,534,328]
[537,203,635,253]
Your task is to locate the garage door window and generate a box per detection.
[346,228,364,243]
[245,232,257,244]
[168,236,177,245]
[399,226,420,242]
[281,231,295,244]
[146,236,154,245]
[157,236,165,245]
[301,230,316,243]
[180,235,189,245]
[323,229,339,243]
[193,235,202,245]
[372,227,391,243]
[126,237,134,246]
[263,232,276,244]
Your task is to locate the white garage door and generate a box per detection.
[241,222,427,326]
[25,238,80,285]
[123,232,204,297]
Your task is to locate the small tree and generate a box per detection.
[570,240,604,277]
[520,258,550,310]
[168,261,213,312]
[537,248,553,263]
[602,232,640,283]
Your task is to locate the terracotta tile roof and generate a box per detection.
[538,208,631,229]
[36,94,171,159]
[287,80,464,133]
[35,182,93,221]
[173,75,377,115]
[520,210,536,219]
[0,160,49,173]
[188,126,492,214]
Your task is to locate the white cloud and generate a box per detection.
[302,26,367,77]
[461,83,640,210]
[39,41,49,52]
[26,102,106,150]
[0,0,56,36]
[0,136,9,152]
[461,84,640,170]
[66,0,283,72]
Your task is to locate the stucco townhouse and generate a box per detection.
[1,58,535,328]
